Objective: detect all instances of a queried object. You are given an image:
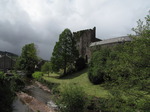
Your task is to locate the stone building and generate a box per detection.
[74,27,132,62]
[0,55,16,72]
[90,36,132,51]
[73,27,101,62]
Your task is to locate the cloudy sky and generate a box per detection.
[0,0,149,60]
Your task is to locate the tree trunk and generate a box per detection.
[64,67,66,75]
[64,55,67,75]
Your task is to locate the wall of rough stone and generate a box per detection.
[73,27,101,62]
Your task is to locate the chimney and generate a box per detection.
[93,27,96,38]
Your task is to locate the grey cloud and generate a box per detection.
[0,0,150,60]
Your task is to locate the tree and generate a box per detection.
[132,12,150,38]
[19,43,38,77]
[51,29,79,75]
[41,62,52,76]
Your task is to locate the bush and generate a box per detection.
[0,73,25,112]
[97,88,150,112]
[87,13,150,111]
[75,57,86,71]
[59,84,87,112]
[88,67,105,84]
[88,48,110,84]
[32,72,43,79]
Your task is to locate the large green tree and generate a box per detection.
[51,29,78,75]
[19,43,38,77]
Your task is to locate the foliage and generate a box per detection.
[41,62,52,75]
[0,72,25,112]
[87,13,150,111]
[32,71,43,80]
[38,78,60,94]
[95,86,150,112]
[88,48,110,84]
[132,13,150,37]
[0,71,4,76]
[18,43,38,77]
[51,29,79,75]
[75,57,86,71]
[107,38,150,84]
[59,84,87,112]
[14,57,22,71]
[89,13,150,85]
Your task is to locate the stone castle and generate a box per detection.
[73,27,131,62]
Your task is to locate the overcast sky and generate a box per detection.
[0,0,149,60]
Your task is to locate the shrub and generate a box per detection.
[0,73,25,111]
[88,67,105,84]
[32,72,43,79]
[59,84,87,112]
[97,88,150,112]
[88,48,110,84]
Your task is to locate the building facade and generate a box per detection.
[74,27,132,62]
[0,55,16,72]
[73,27,101,62]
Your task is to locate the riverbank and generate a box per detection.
[17,92,55,112]
[35,81,51,93]
[12,76,57,112]
[41,68,150,112]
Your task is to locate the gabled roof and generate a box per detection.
[90,36,132,47]
[0,55,16,62]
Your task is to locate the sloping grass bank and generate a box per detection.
[41,69,149,112]
[42,69,109,98]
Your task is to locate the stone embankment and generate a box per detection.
[17,92,55,112]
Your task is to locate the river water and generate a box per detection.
[12,76,56,112]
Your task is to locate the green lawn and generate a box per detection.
[43,69,109,98]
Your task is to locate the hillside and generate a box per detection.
[43,69,109,98]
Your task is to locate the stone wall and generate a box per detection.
[73,28,131,63]
[73,27,101,62]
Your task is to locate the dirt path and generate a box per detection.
[17,92,55,112]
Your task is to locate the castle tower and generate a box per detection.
[73,27,101,62]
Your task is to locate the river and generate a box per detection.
[12,76,57,112]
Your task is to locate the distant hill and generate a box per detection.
[0,51,18,57]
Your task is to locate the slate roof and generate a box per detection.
[90,36,132,47]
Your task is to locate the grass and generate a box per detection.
[42,69,109,98]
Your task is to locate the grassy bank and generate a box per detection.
[41,68,149,112]
[42,69,109,98]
